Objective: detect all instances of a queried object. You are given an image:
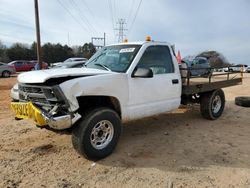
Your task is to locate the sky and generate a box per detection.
[0,0,250,65]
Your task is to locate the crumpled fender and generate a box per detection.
[59,73,129,114]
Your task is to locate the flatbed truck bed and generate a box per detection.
[180,69,243,104]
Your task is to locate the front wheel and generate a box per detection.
[72,108,121,160]
[200,89,225,120]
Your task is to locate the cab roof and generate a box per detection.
[107,41,172,47]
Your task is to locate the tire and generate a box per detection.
[72,108,121,160]
[235,96,250,107]
[2,71,11,78]
[200,89,225,120]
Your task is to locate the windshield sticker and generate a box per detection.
[119,48,135,53]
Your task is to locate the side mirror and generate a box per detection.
[132,67,153,78]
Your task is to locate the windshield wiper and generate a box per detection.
[94,63,111,71]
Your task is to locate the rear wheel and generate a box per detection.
[2,71,10,78]
[200,89,225,120]
[72,108,121,160]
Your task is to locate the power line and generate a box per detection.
[0,18,35,31]
[69,0,98,34]
[128,0,143,36]
[113,0,117,26]
[107,0,116,40]
[127,0,136,24]
[56,0,90,34]
[0,33,33,43]
[82,0,95,17]
[81,0,100,30]
[108,0,115,29]
[80,0,100,30]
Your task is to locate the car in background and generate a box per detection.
[8,60,48,71]
[247,66,250,73]
[182,57,211,76]
[0,62,16,77]
[8,60,33,71]
[52,57,88,67]
[64,57,87,62]
[52,61,86,69]
[228,64,248,72]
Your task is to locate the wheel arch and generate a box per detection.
[76,95,122,118]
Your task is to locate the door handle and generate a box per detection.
[172,79,179,84]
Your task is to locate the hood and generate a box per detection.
[18,68,112,83]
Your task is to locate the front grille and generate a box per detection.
[19,84,54,108]
[19,85,43,94]
[18,84,68,115]
[24,96,50,106]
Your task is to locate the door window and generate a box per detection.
[137,46,174,74]
[15,62,23,66]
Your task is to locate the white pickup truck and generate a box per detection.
[11,40,242,160]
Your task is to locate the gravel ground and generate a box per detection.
[0,74,250,188]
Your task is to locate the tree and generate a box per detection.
[197,51,231,68]
[71,45,82,57]
[0,41,9,63]
[42,43,73,64]
[30,42,37,60]
[81,43,96,59]
[6,43,30,61]
[0,41,94,64]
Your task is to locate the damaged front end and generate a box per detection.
[12,83,81,130]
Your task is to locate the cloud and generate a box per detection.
[0,0,249,64]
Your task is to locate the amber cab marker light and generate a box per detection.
[146,36,151,41]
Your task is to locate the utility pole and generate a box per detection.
[91,32,106,50]
[103,32,106,46]
[34,0,42,70]
[115,19,127,43]
[68,32,70,46]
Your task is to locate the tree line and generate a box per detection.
[0,41,96,65]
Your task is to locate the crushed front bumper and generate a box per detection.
[11,102,81,130]
[42,112,81,130]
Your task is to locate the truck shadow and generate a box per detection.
[98,102,250,172]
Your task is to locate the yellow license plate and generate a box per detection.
[11,102,47,126]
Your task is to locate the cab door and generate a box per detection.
[15,61,23,72]
[128,45,181,120]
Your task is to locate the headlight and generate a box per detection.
[43,88,60,102]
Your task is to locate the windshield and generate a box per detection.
[85,45,141,72]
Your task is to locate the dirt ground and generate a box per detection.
[0,73,250,188]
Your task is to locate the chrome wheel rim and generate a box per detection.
[90,120,114,150]
[212,95,222,114]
